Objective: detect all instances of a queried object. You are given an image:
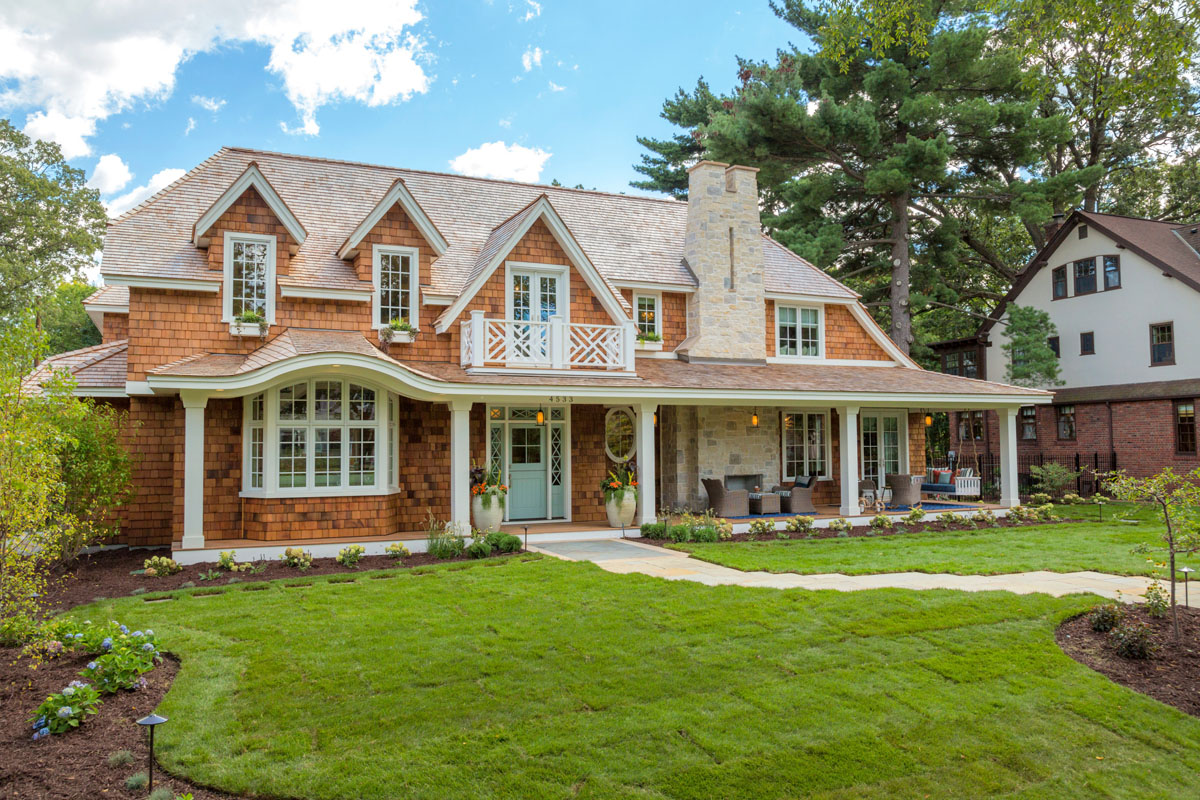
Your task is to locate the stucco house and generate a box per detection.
[934,210,1200,480]
[31,148,1046,563]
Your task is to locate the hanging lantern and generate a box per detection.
[536,407,546,425]
[653,412,658,427]
[924,413,934,427]
[751,408,759,427]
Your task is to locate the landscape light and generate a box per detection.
[136,713,168,793]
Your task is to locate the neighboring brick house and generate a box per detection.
[933,210,1200,482]
[28,149,1046,562]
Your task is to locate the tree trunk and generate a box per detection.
[889,193,912,355]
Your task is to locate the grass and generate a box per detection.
[676,503,1188,578]
[75,554,1200,799]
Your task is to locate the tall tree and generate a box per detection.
[630,81,720,200]
[1001,305,1062,387]
[39,281,101,356]
[0,119,106,318]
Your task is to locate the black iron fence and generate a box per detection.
[925,451,1118,501]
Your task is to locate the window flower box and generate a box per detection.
[635,337,663,352]
[378,327,416,345]
[230,315,269,338]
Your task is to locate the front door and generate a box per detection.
[861,413,902,488]
[508,424,548,519]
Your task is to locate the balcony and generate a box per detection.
[460,310,636,372]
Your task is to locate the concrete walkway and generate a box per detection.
[531,538,1155,601]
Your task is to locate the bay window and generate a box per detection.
[782,411,829,480]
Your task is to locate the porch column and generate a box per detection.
[448,399,473,535]
[636,402,658,525]
[838,405,860,516]
[997,407,1020,507]
[180,392,208,550]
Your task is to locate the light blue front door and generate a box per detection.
[508,424,547,520]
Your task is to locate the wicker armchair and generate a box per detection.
[702,478,749,518]
[770,480,816,514]
[886,474,922,508]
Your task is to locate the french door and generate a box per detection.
[509,269,563,363]
[860,412,904,488]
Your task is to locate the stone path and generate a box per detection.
[531,538,1154,601]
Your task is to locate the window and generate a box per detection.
[957,411,983,441]
[243,378,390,495]
[1056,405,1076,440]
[1052,266,1067,299]
[942,351,960,375]
[1078,224,1088,240]
[1073,258,1097,295]
[782,412,828,480]
[942,350,978,378]
[1048,336,1060,358]
[776,305,821,357]
[222,232,276,323]
[1020,406,1037,440]
[1080,331,1094,355]
[1104,255,1121,290]
[1151,322,1175,366]
[372,245,419,328]
[1176,401,1196,454]
[961,350,977,379]
[634,293,660,338]
[604,407,636,463]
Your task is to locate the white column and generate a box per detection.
[623,320,637,371]
[997,407,1020,508]
[636,402,658,525]
[549,314,566,370]
[180,392,208,550]
[470,310,486,368]
[838,405,860,517]
[448,399,473,534]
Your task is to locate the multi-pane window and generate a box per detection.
[1020,406,1037,440]
[348,429,376,485]
[1080,331,1094,355]
[1048,336,1060,358]
[1057,405,1076,440]
[1176,401,1196,454]
[1073,258,1097,294]
[943,350,978,378]
[313,429,342,487]
[376,250,414,326]
[782,412,827,480]
[635,294,659,337]
[1151,323,1175,366]
[777,306,820,357]
[230,238,269,317]
[247,393,264,489]
[278,428,308,488]
[1078,224,1088,240]
[1052,266,1067,299]
[1104,255,1121,290]
[957,410,984,441]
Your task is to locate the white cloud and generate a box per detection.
[498,115,513,128]
[521,1,542,21]
[191,95,226,113]
[449,141,550,183]
[87,154,133,195]
[105,167,187,217]
[548,81,565,92]
[0,1,432,155]
[184,116,196,135]
[521,46,543,72]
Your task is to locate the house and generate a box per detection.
[933,210,1200,481]
[29,149,1047,562]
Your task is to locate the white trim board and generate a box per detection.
[337,178,448,260]
[103,275,221,293]
[193,162,307,249]
[613,280,696,294]
[280,285,372,302]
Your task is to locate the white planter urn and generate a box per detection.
[605,490,637,528]
[472,494,504,533]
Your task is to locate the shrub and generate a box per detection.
[216,550,253,572]
[148,788,174,800]
[336,545,365,568]
[667,524,693,543]
[142,555,180,577]
[107,749,134,767]
[384,542,410,560]
[1029,462,1081,498]
[691,525,720,543]
[936,512,959,526]
[1028,493,1052,506]
[198,568,221,582]
[486,532,522,553]
[1089,603,1124,633]
[640,522,667,539]
[1061,493,1085,505]
[748,519,775,537]
[82,627,161,693]
[427,527,465,559]
[870,514,893,532]
[1144,581,1170,618]
[280,547,313,571]
[465,538,493,559]
[785,515,815,534]
[1035,503,1059,522]
[30,681,101,737]
[972,509,999,527]
[1110,621,1157,660]
[125,772,148,791]
[900,507,926,525]
[828,517,852,536]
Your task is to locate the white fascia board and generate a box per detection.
[764,291,856,305]
[144,351,1049,409]
[337,179,448,260]
[124,380,155,395]
[192,163,307,247]
[279,284,372,303]
[846,303,919,368]
[766,356,898,368]
[421,293,455,306]
[74,387,128,398]
[104,275,221,292]
[612,280,696,294]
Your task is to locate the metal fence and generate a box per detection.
[925,451,1118,501]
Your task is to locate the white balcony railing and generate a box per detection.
[460,310,636,371]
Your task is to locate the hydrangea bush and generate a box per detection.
[336,545,366,567]
[30,681,101,738]
[280,547,314,571]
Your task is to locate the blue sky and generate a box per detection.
[0,1,812,216]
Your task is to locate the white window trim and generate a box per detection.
[222,231,277,324]
[633,291,662,337]
[504,261,570,323]
[240,377,395,498]
[372,244,420,330]
[603,406,637,463]
[780,409,832,482]
[858,409,909,483]
[774,303,825,360]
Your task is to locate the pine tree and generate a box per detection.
[1001,305,1062,387]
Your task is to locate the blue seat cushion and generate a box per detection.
[921,483,953,493]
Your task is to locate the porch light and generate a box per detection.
[536,408,545,425]
[653,412,658,427]
[924,413,933,427]
[751,409,759,427]
[136,713,168,793]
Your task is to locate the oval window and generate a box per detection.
[604,407,636,463]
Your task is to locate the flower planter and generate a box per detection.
[378,328,416,345]
[605,490,637,528]
[635,340,663,352]
[230,322,268,337]
[472,494,504,533]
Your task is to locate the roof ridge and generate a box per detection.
[109,148,231,225]
[221,146,686,207]
[1080,209,1196,226]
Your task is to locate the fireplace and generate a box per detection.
[725,474,764,492]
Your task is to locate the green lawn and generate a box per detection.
[78,554,1200,799]
[677,504,1186,578]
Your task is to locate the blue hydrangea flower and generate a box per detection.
[31,731,41,741]
[39,727,50,737]
[145,629,154,636]
[101,638,112,650]
[62,687,75,697]
[57,707,72,719]
[86,661,98,670]
[69,680,87,689]
[119,625,129,634]
[132,630,143,638]
[142,643,155,652]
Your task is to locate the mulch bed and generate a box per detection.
[1058,604,1200,718]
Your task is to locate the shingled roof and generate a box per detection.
[100,147,855,301]
[21,340,128,395]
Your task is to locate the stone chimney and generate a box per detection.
[680,161,767,362]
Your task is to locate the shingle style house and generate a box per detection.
[33,147,1046,562]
